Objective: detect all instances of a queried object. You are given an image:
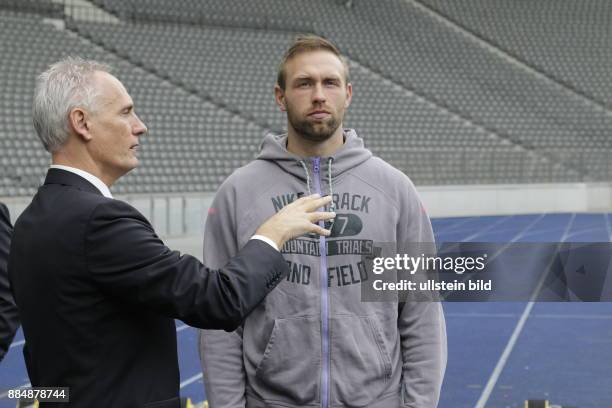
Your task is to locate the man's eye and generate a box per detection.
[298,82,310,88]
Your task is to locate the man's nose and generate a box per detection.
[312,83,326,103]
[133,114,148,136]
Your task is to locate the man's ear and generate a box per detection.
[274,85,287,112]
[345,82,353,109]
[68,107,92,142]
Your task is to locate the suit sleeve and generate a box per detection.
[396,181,447,408]
[199,181,249,408]
[84,200,288,332]
[0,203,20,362]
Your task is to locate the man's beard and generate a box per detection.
[287,106,342,142]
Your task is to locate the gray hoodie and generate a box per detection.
[199,129,447,408]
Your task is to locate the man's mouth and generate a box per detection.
[308,110,331,120]
[130,144,140,152]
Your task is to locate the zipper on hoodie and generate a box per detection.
[312,157,330,408]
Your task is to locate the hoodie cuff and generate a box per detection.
[250,235,279,252]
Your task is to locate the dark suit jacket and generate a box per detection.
[8,169,288,408]
[0,202,19,361]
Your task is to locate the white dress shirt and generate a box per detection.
[50,164,113,198]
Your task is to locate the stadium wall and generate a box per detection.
[419,182,612,217]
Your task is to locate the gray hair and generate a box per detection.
[32,56,112,152]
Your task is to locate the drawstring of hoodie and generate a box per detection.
[299,158,336,229]
[299,160,312,196]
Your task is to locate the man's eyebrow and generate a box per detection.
[294,74,342,81]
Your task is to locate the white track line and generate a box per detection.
[180,373,203,389]
[176,324,190,333]
[474,213,575,408]
[509,214,549,244]
[437,215,516,262]
[441,213,546,294]
[564,225,608,239]
[484,213,547,263]
[434,217,477,234]
[461,215,515,242]
[9,339,25,349]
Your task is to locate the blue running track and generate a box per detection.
[1,213,611,407]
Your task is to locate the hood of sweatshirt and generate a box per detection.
[256,128,373,182]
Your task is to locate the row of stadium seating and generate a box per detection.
[80,0,612,173]
[0,11,270,195]
[0,0,63,17]
[0,1,608,196]
[416,0,612,107]
[86,0,612,111]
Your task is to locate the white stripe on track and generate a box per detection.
[474,214,575,408]
[9,339,25,349]
[180,373,203,389]
[176,324,190,333]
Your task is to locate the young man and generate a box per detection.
[199,36,447,408]
[9,57,334,407]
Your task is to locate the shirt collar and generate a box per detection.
[49,165,113,198]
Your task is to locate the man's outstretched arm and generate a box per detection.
[86,195,334,332]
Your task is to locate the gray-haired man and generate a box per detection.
[8,57,335,407]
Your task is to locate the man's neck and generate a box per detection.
[52,153,116,187]
[286,127,345,158]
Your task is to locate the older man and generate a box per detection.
[8,57,335,408]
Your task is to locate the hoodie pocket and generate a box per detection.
[330,315,392,406]
[253,316,321,405]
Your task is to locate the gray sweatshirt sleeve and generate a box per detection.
[397,180,447,407]
[199,182,247,407]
